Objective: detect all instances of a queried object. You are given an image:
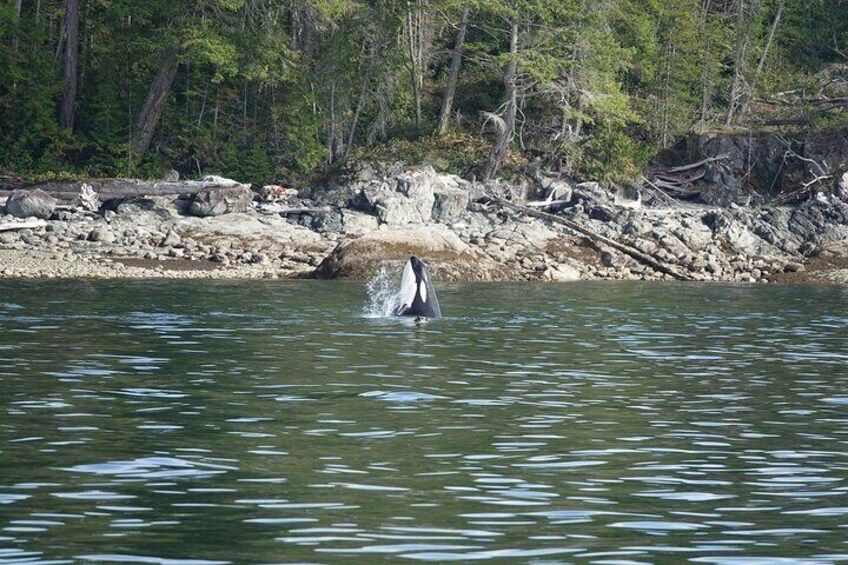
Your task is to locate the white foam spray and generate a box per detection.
[363,267,401,318]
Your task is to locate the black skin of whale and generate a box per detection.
[394,256,442,319]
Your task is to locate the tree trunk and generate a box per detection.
[482,20,518,181]
[725,0,750,127]
[740,0,786,119]
[12,0,23,50]
[59,0,80,131]
[7,177,250,203]
[344,63,372,162]
[406,2,423,129]
[436,6,469,136]
[326,82,337,166]
[698,0,714,125]
[133,45,185,159]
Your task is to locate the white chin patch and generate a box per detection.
[419,281,427,303]
[399,261,417,309]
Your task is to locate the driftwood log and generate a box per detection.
[0,178,248,203]
[488,195,696,281]
[0,219,48,231]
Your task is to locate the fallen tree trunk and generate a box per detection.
[258,205,332,215]
[663,154,729,174]
[488,195,696,281]
[0,219,48,232]
[1,178,249,203]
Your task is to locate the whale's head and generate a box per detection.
[395,256,442,318]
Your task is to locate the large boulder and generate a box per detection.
[354,171,434,225]
[314,226,498,280]
[188,186,253,217]
[349,167,473,226]
[4,189,57,219]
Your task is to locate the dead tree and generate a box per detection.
[489,195,696,281]
[482,20,518,180]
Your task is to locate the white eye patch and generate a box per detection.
[419,280,427,303]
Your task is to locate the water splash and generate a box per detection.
[363,267,401,318]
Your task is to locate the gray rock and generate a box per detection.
[107,196,181,218]
[699,165,750,207]
[311,210,343,233]
[188,186,253,217]
[396,169,436,212]
[4,189,57,219]
[0,233,18,245]
[341,210,380,234]
[538,177,573,203]
[545,264,581,282]
[836,171,848,202]
[589,206,614,223]
[163,230,182,247]
[432,187,469,223]
[372,194,414,225]
[349,167,474,226]
[88,227,115,243]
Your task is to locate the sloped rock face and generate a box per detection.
[789,196,848,245]
[686,126,848,206]
[4,189,57,219]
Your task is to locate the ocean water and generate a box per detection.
[1,279,847,564]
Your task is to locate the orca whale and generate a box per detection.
[395,256,442,318]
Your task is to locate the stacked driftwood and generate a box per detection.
[646,155,730,199]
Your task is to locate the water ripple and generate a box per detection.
[1,280,847,563]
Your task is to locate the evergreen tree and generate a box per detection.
[1,0,846,181]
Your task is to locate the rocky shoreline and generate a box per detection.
[2,164,848,284]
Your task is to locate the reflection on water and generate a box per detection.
[1,280,847,564]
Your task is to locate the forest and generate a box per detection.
[1,0,847,184]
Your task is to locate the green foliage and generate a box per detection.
[350,134,490,174]
[1,0,846,182]
[183,22,239,83]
